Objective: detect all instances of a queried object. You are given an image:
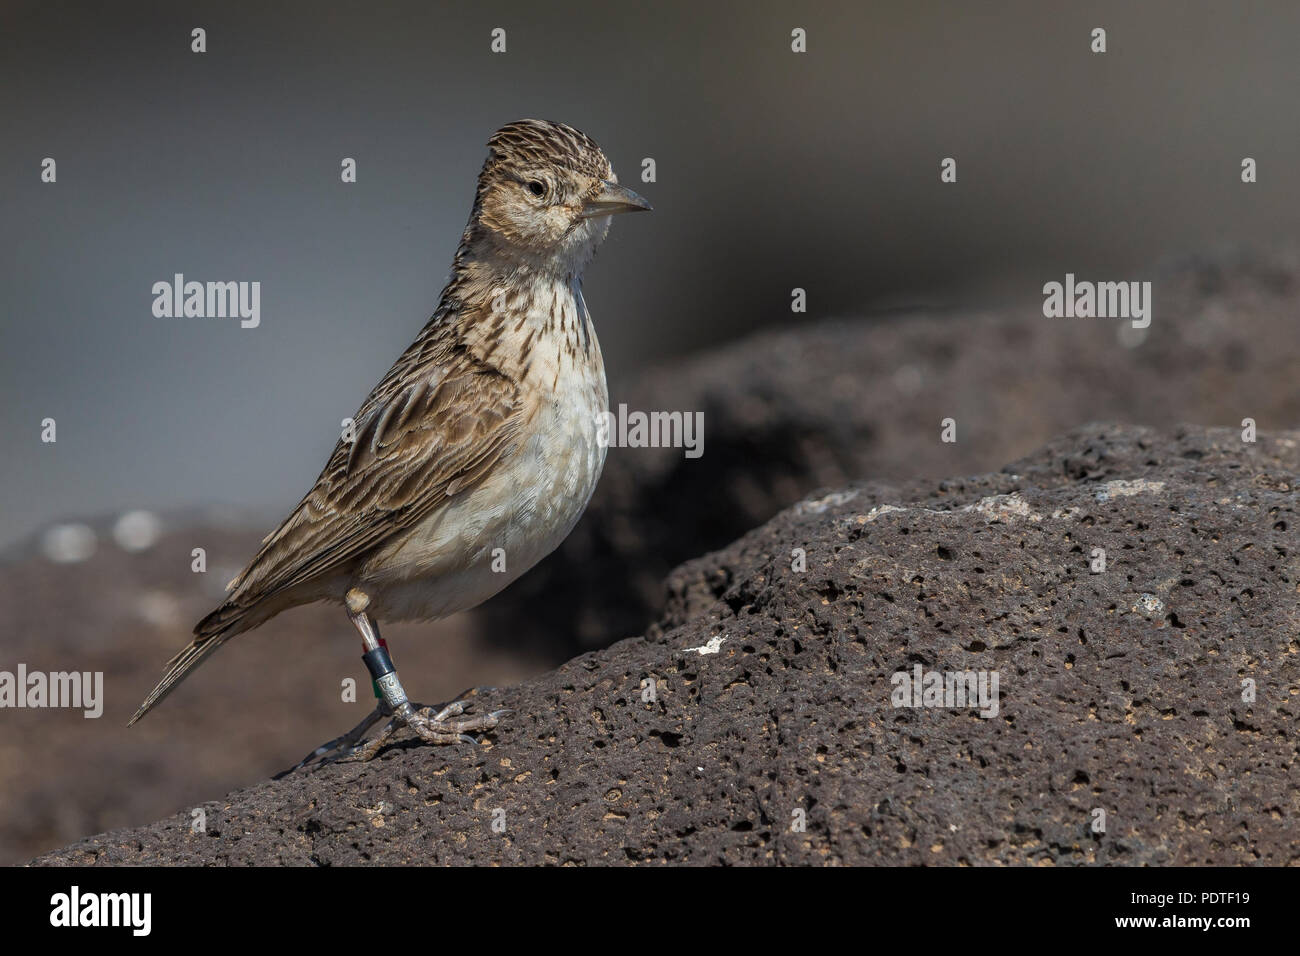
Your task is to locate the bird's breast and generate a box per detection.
[362,283,608,622]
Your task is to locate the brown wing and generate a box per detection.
[226,340,523,606]
[130,321,525,727]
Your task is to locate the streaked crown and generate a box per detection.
[484,119,613,182]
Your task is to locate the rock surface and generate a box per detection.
[33,423,1300,865]
[483,245,1300,659]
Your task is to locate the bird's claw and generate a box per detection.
[285,696,507,773]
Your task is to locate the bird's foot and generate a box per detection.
[338,699,510,763]
[409,699,510,745]
[286,697,509,773]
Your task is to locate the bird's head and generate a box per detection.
[468,119,651,273]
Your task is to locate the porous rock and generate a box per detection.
[33,423,1300,865]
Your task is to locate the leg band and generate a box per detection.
[362,646,409,710]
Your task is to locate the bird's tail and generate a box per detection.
[128,602,252,726]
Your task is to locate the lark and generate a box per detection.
[130,120,651,767]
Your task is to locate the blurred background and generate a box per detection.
[3,0,1300,862]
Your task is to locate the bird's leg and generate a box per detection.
[291,588,507,771]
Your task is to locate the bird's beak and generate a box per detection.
[580,181,653,219]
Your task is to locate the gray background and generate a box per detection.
[4,0,1300,549]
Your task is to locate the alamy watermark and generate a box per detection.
[1042,273,1151,329]
[596,404,703,458]
[891,665,999,718]
[49,886,150,936]
[0,664,102,718]
[152,274,260,328]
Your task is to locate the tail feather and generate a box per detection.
[128,603,250,726]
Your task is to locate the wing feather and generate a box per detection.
[226,339,522,606]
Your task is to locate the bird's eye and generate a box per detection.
[527,180,547,198]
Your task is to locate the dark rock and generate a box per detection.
[483,246,1300,660]
[33,423,1300,865]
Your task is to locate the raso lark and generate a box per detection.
[130,120,651,768]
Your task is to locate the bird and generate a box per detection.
[130,119,651,768]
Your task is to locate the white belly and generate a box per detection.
[360,332,608,622]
